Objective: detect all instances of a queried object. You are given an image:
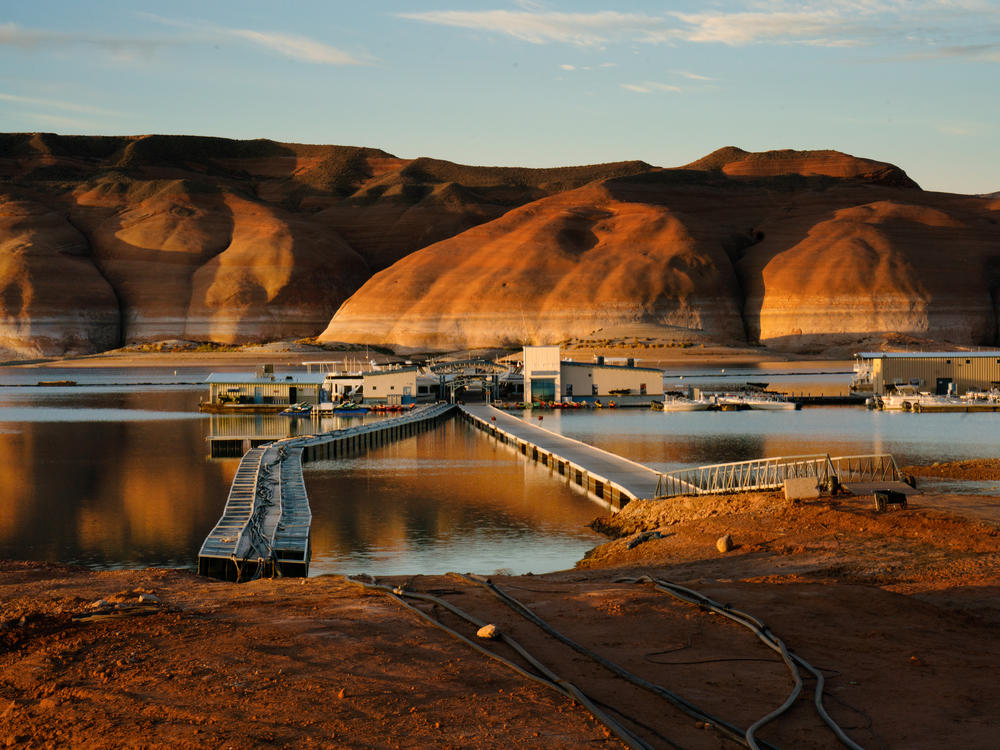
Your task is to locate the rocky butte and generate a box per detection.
[0,133,997,359]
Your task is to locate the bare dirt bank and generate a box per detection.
[3,488,1000,749]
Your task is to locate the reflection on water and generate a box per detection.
[0,382,604,574]
[304,419,605,576]
[3,362,999,572]
[531,408,1000,493]
[0,390,235,568]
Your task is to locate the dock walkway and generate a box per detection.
[459,403,660,509]
[198,403,456,581]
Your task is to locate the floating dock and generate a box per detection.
[198,403,457,581]
[459,403,660,510]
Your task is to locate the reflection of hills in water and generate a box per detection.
[303,420,603,576]
[0,413,234,566]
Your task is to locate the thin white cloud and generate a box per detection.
[935,121,986,136]
[0,92,122,117]
[621,81,682,94]
[672,70,716,81]
[399,3,1000,59]
[559,63,576,70]
[225,28,369,65]
[398,10,660,47]
[0,21,169,57]
[0,16,373,67]
[141,14,373,65]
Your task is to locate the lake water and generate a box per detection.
[0,369,603,575]
[1,364,997,575]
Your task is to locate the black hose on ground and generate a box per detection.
[344,576,659,750]
[455,572,772,750]
[618,576,865,750]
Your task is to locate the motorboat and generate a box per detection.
[659,395,711,412]
[280,402,313,417]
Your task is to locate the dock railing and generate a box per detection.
[655,453,900,498]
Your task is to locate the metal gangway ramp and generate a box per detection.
[655,453,902,498]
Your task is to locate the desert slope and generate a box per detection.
[1,135,997,356]
[322,149,1000,352]
[0,133,651,354]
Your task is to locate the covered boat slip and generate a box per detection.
[854,351,1000,396]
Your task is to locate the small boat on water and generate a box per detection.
[332,402,370,415]
[280,402,313,417]
[714,393,800,411]
[658,395,711,412]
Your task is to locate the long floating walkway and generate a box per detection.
[459,403,660,510]
[198,403,457,581]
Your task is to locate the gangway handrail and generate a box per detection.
[655,453,899,498]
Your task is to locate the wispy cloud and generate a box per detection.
[0,92,122,117]
[0,21,169,58]
[398,10,660,47]
[142,14,373,65]
[935,121,987,136]
[672,70,716,81]
[224,28,370,65]
[0,17,372,66]
[621,82,682,94]
[399,3,1000,59]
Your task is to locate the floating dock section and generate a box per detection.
[459,403,660,510]
[198,403,456,581]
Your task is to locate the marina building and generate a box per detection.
[522,346,664,403]
[204,366,327,410]
[853,351,1000,395]
[362,366,438,405]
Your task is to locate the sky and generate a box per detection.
[1,0,998,194]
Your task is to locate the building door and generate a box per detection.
[253,387,262,404]
[288,386,297,404]
[935,378,953,395]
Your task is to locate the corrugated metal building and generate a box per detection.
[856,352,1000,395]
[205,372,326,405]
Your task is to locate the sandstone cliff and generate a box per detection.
[1,134,997,356]
[322,149,1000,352]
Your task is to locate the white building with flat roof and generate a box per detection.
[522,346,663,403]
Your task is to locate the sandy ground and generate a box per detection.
[4,467,1000,749]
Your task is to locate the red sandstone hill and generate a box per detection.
[0,134,997,357]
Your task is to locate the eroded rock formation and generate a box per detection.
[1,133,997,356]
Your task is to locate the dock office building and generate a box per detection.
[523,346,664,403]
[854,352,1000,396]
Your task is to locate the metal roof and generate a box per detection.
[561,361,663,373]
[205,373,326,385]
[856,352,1000,359]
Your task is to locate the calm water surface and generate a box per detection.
[0,368,603,574]
[2,363,998,573]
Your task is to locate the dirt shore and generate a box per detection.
[4,485,999,749]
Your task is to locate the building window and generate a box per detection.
[946,360,951,364]
[966,359,971,364]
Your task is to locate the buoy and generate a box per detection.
[491,416,496,422]
[538,415,543,421]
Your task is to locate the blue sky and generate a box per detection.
[1,1,998,193]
